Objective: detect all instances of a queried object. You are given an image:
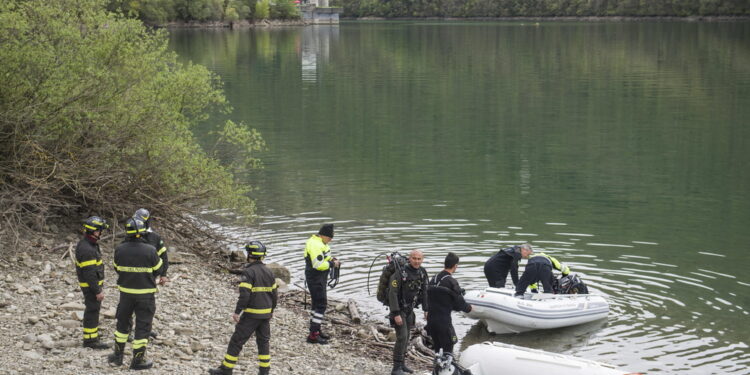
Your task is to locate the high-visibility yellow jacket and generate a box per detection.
[529,252,569,290]
[304,234,332,274]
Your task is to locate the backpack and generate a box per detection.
[376,252,407,305]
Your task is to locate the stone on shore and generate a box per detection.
[61,302,85,311]
[267,262,291,283]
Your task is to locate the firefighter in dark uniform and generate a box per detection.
[134,208,169,286]
[304,223,340,344]
[426,252,472,358]
[75,216,110,349]
[107,218,165,370]
[515,252,570,297]
[209,241,278,375]
[132,208,167,339]
[483,243,533,288]
[388,249,429,375]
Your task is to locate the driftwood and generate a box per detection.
[370,325,382,342]
[347,299,361,324]
[60,243,74,261]
[66,244,75,265]
[53,243,73,252]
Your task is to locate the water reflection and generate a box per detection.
[170,21,750,375]
[301,26,339,83]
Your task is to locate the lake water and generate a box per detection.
[169,21,750,374]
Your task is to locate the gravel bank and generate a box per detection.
[0,237,396,375]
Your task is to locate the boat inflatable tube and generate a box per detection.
[459,342,642,375]
[463,287,609,333]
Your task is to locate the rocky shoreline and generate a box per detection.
[0,235,414,375]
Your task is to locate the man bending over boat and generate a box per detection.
[483,243,533,288]
[514,252,570,297]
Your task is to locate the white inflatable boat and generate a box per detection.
[463,287,609,333]
[459,342,641,375]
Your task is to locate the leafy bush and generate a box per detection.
[271,0,301,19]
[0,0,265,242]
[255,0,270,19]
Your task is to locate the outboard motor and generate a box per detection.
[558,274,589,294]
[433,349,472,375]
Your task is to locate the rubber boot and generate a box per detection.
[258,366,270,375]
[149,330,158,339]
[83,338,109,350]
[391,362,406,375]
[306,331,328,345]
[130,346,153,370]
[107,342,125,366]
[208,365,233,375]
[401,362,414,374]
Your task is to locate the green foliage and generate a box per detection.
[0,0,264,234]
[270,0,301,19]
[255,0,270,19]
[341,0,750,17]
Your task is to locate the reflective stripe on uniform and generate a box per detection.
[76,259,102,268]
[239,282,253,290]
[114,258,162,273]
[258,353,271,368]
[244,307,272,314]
[132,338,148,349]
[115,266,153,273]
[251,284,277,292]
[115,330,129,343]
[223,353,238,368]
[157,247,167,256]
[79,280,104,287]
[310,311,324,324]
[118,286,157,294]
[83,327,100,340]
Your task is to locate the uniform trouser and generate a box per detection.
[515,262,554,296]
[484,260,512,288]
[220,316,271,371]
[426,317,457,355]
[307,277,327,333]
[390,309,415,362]
[114,293,156,350]
[82,288,102,341]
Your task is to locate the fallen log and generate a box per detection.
[347,299,362,324]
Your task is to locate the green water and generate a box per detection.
[170,21,750,374]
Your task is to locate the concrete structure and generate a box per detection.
[300,0,343,24]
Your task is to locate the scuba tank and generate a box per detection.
[433,349,472,375]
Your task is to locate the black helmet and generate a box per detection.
[245,241,267,259]
[125,217,147,238]
[83,216,109,234]
[134,208,150,228]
